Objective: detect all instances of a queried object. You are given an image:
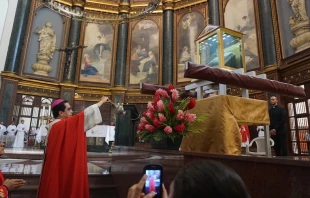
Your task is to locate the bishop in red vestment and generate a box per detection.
[37,96,109,198]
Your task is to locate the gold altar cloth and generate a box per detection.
[180,95,270,155]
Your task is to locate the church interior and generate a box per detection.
[1,0,310,197]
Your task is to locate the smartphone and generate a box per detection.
[143,164,163,198]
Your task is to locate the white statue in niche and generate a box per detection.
[288,0,309,23]
[287,0,310,53]
[32,22,57,76]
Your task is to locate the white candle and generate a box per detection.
[42,105,46,119]
[48,105,51,118]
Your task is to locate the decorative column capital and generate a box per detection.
[162,0,174,11]
[119,2,130,13]
[72,0,85,7]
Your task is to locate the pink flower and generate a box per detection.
[153,118,162,128]
[140,117,148,123]
[138,122,146,130]
[137,130,141,134]
[145,124,155,132]
[171,89,179,102]
[155,88,169,98]
[158,113,167,122]
[164,126,172,134]
[145,111,155,119]
[147,102,155,111]
[157,100,165,112]
[184,113,196,122]
[176,110,184,120]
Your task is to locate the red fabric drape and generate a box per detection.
[0,171,8,198]
[37,112,89,198]
[240,125,250,143]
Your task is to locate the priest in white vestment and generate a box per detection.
[6,121,16,147]
[0,122,6,142]
[13,120,26,148]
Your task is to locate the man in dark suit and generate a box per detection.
[269,96,288,156]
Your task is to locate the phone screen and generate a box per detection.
[143,165,163,198]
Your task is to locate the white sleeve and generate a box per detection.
[84,104,102,132]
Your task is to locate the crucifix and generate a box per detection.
[57,42,87,80]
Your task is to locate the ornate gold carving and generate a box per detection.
[173,0,206,10]
[119,2,130,13]
[162,0,174,10]
[17,85,59,98]
[72,0,85,7]
[270,0,282,65]
[125,95,154,104]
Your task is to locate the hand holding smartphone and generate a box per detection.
[143,164,163,198]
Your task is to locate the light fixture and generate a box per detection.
[38,0,161,24]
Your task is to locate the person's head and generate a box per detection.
[270,96,278,106]
[51,99,72,119]
[169,160,250,198]
[21,120,24,124]
[0,122,3,125]
[11,121,15,125]
[0,142,4,156]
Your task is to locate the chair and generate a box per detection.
[246,137,274,156]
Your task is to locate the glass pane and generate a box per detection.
[292,142,298,154]
[221,32,243,69]
[13,105,20,116]
[32,107,39,117]
[300,142,308,154]
[295,102,307,114]
[288,103,294,117]
[289,118,295,129]
[291,130,296,141]
[31,119,38,128]
[20,107,32,116]
[199,33,219,66]
[297,117,308,129]
[298,130,309,141]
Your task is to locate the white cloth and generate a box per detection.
[86,125,115,144]
[45,104,102,145]
[0,124,6,142]
[6,125,16,147]
[36,125,47,143]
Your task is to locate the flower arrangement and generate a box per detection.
[137,85,207,142]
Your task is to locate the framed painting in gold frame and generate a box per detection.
[223,0,263,71]
[77,22,117,87]
[126,15,162,88]
[174,5,207,85]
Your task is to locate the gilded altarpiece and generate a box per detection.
[127,16,162,87]
[175,6,207,84]
[78,22,116,86]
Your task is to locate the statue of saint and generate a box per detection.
[32,22,57,76]
[35,22,57,59]
[288,0,309,23]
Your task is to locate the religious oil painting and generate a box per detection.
[224,0,259,71]
[276,0,310,58]
[177,12,205,83]
[79,23,114,84]
[129,19,159,85]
